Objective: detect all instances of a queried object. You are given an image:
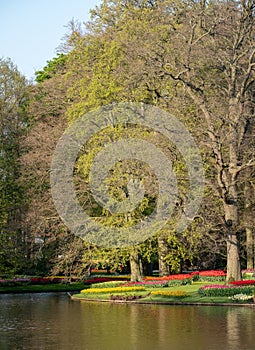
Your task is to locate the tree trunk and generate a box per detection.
[246,227,254,270]
[224,102,241,283]
[224,201,241,282]
[158,234,170,277]
[226,233,241,282]
[244,181,254,269]
[130,249,143,282]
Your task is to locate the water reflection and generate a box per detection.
[0,293,255,350]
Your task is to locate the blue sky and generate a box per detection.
[0,0,102,80]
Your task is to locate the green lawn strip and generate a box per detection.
[0,282,89,294]
[143,292,234,304]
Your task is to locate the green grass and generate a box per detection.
[0,282,89,294]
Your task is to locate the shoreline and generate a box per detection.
[70,295,255,307]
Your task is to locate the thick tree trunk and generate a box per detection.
[224,201,241,282]
[130,249,143,282]
[158,235,170,276]
[246,227,254,269]
[224,104,241,282]
[244,181,254,269]
[226,233,241,282]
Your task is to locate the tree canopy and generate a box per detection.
[1,0,255,280]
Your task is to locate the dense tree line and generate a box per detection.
[0,0,254,281]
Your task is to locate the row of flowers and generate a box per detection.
[198,284,255,297]
[230,280,255,286]
[144,274,192,281]
[0,275,130,287]
[121,278,192,288]
[0,276,70,286]
[80,286,145,294]
[191,270,226,277]
[150,290,189,297]
[228,293,254,301]
[121,280,169,288]
[141,270,227,284]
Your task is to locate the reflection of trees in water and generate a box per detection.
[227,307,255,350]
[227,309,240,350]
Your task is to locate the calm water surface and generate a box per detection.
[0,293,254,350]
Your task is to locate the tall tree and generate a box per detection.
[20,56,71,274]
[156,0,255,281]
[89,0,255,280]
[0,58,28,274]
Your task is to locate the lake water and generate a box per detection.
[0,293,254,350]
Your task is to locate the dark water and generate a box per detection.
[0,293,255,350]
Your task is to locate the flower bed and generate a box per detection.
[230,280,255,286]
[144,274,192,281]
[121,280,169,288]
[145,271,226,283]
[242,269,255,279]
[151,290,189,297]
[80,286,145,294]
[191,270,226,282]
[198,284,255,297]
[89,281,127,289]
[228,293,254,302]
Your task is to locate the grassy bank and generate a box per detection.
[71,282,255,306]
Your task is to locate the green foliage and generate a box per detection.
[167,278,192,287]
[89,280,127,288]
[35,53,67,82]
[198,276,226,282]
[7,0,254,278]
[198,286,255,297]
